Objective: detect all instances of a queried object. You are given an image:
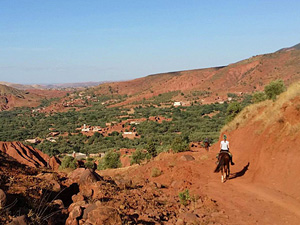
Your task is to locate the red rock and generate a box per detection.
[68,168,85,182]
[49,156,61,171]
[179,155,195,161]
[70,206,83,220]
[0,141,60,170]
[87,206,121,225]
[0,189,6,208]
[8,215,27,225]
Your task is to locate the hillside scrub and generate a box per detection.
[60,156,77,170]
[222,81,300,133]
[98,150,122,170]
[264,79,286,100]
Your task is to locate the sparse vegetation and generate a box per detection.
[130,149,149,165]
[60,156,77,170]
[179,189,191,206]
[151,167,162,177]
[264,79,286,100]
[97,150,121,170]
[252,91,267,103]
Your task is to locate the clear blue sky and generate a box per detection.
[0,0,299,84]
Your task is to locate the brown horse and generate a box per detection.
[214,152,230,183]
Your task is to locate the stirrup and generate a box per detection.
[231,162,235,165]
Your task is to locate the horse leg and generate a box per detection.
[221,167,225,183]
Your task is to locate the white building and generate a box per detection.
[81,124,90,132]
[173,102,182,107]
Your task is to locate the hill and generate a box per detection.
[0,84,69,111]
[0,81,106,90]
[90,43,300,107]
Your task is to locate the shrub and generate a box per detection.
[85,158,95,169]
[264,79,286,100]
[146,140,157,157]
[252,91,267,103]
[151,167,162,177]
[130,149,148,165]
[60,156,77,170]
[225,102,242,123]
[179,189,190,206]
[171,136,189,153]
[97,150,121,170]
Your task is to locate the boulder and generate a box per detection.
[68,168,86,182]
[87,206,121,225]
[79,169,100,186]
[8,215,27,225]
[0,189,6,208]
[180,155,195,161]
[178,212,200,224]
[49,156,61,171]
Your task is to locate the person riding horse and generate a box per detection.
[217,134,235,165]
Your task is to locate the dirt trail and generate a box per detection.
[200,149,300,225]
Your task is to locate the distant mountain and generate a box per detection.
[0,81,107,90]
[90,43,300,107]
[43,81,106,89]
[0,82,44,90]
[0,84,69,111]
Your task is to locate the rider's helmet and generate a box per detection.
[223,134,227,140]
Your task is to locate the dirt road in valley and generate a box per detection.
[101,148,300,225]
[199,150,300,225]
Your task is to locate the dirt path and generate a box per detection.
[100,150,300,224]
[200,152,300,225]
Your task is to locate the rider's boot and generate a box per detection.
[230,156,235,165]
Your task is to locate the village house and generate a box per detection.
[93,126,101,132]
[173,101,182,107]
[25,138,41,144]
[81,124,90,132]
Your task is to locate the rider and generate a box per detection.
[217,134,235,165]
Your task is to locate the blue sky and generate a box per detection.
[0,1,299,84]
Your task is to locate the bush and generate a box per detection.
[252,91,267,103]
[151,167,162,177]
[264,79,286,100]
[130,149,149,165]
[97,150,121,170]
[146,140,157,157]
[85,158,95,169]
[171,136,189,153]
[60,156,77,170]
[179,189,190,206]
[226,102,242,123]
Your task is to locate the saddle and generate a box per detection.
[219,150,232,158]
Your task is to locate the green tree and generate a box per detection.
[226,102,242,123]
[130,149,149,165]
[264,79,286,100]
[252,91,267,103]
[171,136,189,153]
[146,140,157,157]
[60,156,77,170]
[97,150,121,170]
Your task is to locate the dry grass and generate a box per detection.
[151,167,162,177]
[222,82,300,134]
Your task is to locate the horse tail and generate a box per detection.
[214,156,224,173]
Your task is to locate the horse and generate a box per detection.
[214,152,230,183]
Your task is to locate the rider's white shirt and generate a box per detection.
[220,140,229,150]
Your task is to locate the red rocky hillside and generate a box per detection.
[0,141,60,170]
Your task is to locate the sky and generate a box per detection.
[0,0,300,84]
